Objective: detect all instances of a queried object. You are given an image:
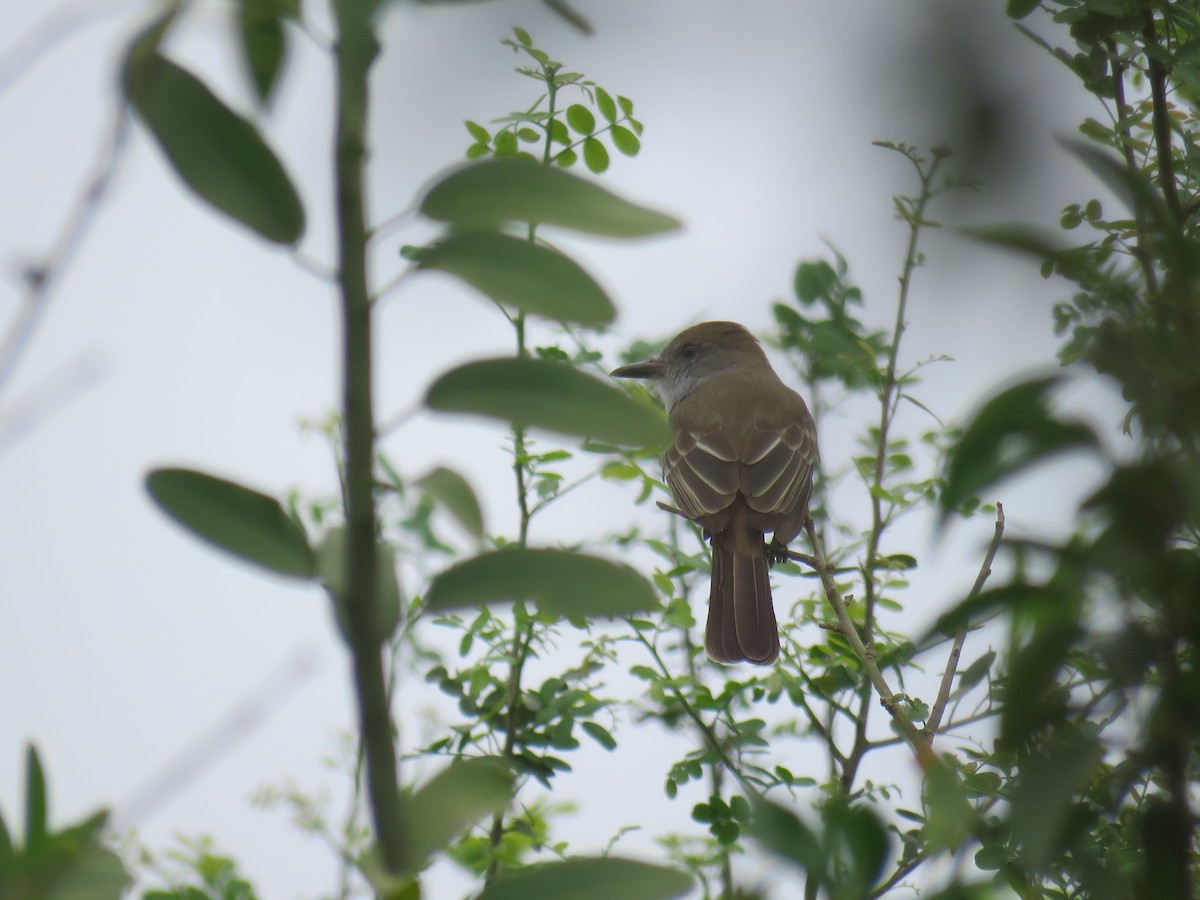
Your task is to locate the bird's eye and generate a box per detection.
[680,343,698,360]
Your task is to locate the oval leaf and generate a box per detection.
[417,232,615,326]
[146,467,315,578]
[414,466,485,539]
[478,857,692,900]
[419,157,680,238]
[238,0,289,104]
[405,758,514,869]
[425,548,658,618]
[566,103,596,135]
[610,125,640,157]
[939,376,1098,522]
[425,357,668,447]
[123,52,305,244]
[582,137,609,174]
[317,527,402,646]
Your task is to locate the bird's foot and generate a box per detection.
[766,538,789,566]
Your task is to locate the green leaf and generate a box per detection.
[610,125,640,156]
[425,357,669,447]
[939,376,1098,522]
[477,857,691,900]
[417,231,615,326]
[405,758,514,868]
[238,0,288,104]
[317,528,402,646]
[566,103,596,134]
[1009,731,1102,871]
[595,87,617,122]
[465,120,490,144]
[750,797,823,875]
[924,760,975,852]
[1000,621,1080,748]
[581,721,617,750]
[146,468,315,579]
[794,259,838,303]
[1005,0,1040,19]
[122,51,304,244]
[425,548,658,618]
[582,137,609,174]
[25,745,47,849]
[414,466,485,539]
[825,802,889,890]
[419,157,681,237]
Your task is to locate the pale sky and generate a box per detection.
[2,1,1122,896]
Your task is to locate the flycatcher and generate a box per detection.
[611,321,818,664]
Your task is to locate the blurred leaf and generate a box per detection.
[1000,621,1080,748]
[238,0,291,104]
[465,120,490,144]
[581,721,617,750]
[419,157,681,237]
[750,797,823,874]
[417,231,615,326]
[405,758,514,868]
[477,856,691,900]
[122,49,305,244]
[414,466,485,539]
[25,745,47,850]
[146,468,315,579]
[425,357,669,446]
[939,376,1098,522]
[1006,0,1040,19]
[425,548,658,618]
[1010,730,1101,871]
[825,800,889,890]
[318,528,402,646]
[924,759,975,851]
[794,259,838,304]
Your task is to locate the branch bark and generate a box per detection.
[332,0,406,873]
[925,503,1004,739]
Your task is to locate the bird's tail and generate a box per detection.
[706,531,779,665]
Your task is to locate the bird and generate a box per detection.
[611,321,818,664]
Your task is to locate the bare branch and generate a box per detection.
[925,503,1005,739]
[0,109,131,400]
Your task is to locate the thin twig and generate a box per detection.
[629,624,758,797]
[925,503,1005,738]
[804,519,933,763]
[0,109,131,400]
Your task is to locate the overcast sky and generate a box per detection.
[1,1,1124,896]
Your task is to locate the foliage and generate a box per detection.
[940,1,1200,897]
[7,1,1200,899]
[0,746,131,900]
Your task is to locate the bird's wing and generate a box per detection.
[662,429,741,521]
[740,416,818,518]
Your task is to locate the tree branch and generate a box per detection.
[925,503,1004,739]
[332,1,407,873]
[804,519,933,763]
[0,109,130,400]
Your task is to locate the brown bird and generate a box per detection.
[611,321,818,664]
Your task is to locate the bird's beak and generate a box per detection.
[610,357,664,380]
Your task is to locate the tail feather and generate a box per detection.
[706,535,779,665]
